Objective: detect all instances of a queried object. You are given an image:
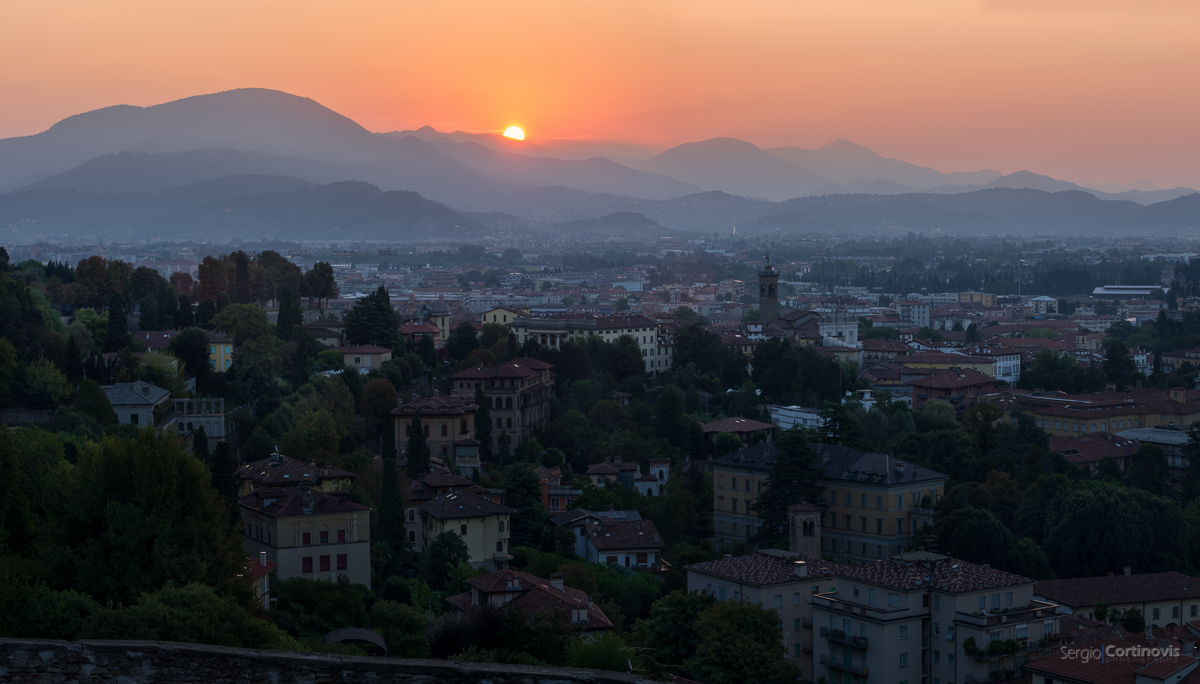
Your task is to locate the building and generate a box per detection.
[534,466,582,512]
[1117,425,1193,481]
[303,318,345,347]
[406,473,490,550]
[811,552,1061,684]
[759,257,780,324]
[585,455,640,487]
[134,328,233,373]
[102,381,175,429]
[688,549,851,674]
[419,489,514,570]
[239,487,372,587]
[247,551,278,611]
[770,405,825,430]
[712,441,947,556]
[1048,432,1140,474]
[393,394,480,471]
[909,369,999,416]
[480,306,527,327]
[237,453,356,497]
[173,397,225,442]
[1092,285,1165,299]
[1034,571,1200,628]
[445,569,612,636]
[450,357,554,446]
[991,388,1200,440]
[1025,629,1200,684]
[574,517,667,570]
[1027,296,1058,315]
[509,314,664,374]
[702,417,777,444]
[334,345,392,371]
[896,301,931,329]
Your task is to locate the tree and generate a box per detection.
[419,531,470,590]
[496,429,512,464]
[83,583,289,648]
[688,600,800,684]
[505,464,548,550]
[752,427,825,548]
[103,295,129,352]
[475,387,493,462]
[632,590,716,668]
[211,303,271,347]
[359,378,398,438]
[1183,424,1200,503]
[54,430,248,605]
[447,322,480,361]
[375,454,407,577]
[406,417,430,479]
[933,507,1014,570]
[209,441,239,511]
[168,328,212,389]
[275,284,302,341]
[565,631,630,671]
[1126,443,1168,495]
[1102,338,1138,387]
[192,425,210,463]
[26,358,70,410]
[304,262,339,306]
[343,285,400,350]
[73,378,117,426]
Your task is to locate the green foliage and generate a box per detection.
[344,285,401,350]
[419,531,471,590]
[565,631,631,672]
[26,358,70,410]
[74,378,117,426]
[447,321,480,360]
[631,590,716,668]
[752,427,825,548]
[689,600,800,684]
[85,583,290,648]
[167,327,212,389]
[374,455,407,577]
[270,575,373,641]
[505,464,548,550]
[405,417,430,479]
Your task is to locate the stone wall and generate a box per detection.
[0,639,651,684]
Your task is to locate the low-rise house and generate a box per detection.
[334,345,392,371]
[577,517,666,570]
[585,455,639,487]
[445,569,612,636]
[304,318,345,347]
[173,396,226,442]
[1026,627,1200,684]
[1035,571,1200,628]
[102,380,175,429]
[239,486,371,587]
[406,473,489,550]
[420,490,514,570]
[909,368,998,416]
[247,551,278,611]
[237,453,356,497]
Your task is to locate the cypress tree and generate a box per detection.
[752,427,826,548]
[193,426,210,464]
[474,387,493,462]
[406,416,430,479]
[376,453,407,577]
[104,295,129,352]
[177,295,194,328]
[209,441,240,515]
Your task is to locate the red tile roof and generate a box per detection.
[582,519,666,552]
[334,345,392,354]
[701,417,776,434]
[687,550,850,586]
[1035,572,1200,609]
[837,552,1034,593]
[420,489,514,520]
[448,569,612,630]
[909,369,997,390]
[1050,432,1140,466]
[239,487,369,517]
[238,454,356,489]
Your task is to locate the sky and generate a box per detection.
[2,0,1199,188]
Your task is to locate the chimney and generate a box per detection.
[1146,625,1154,640]
[550,574,564,591]
[794,560,808,578]
[1124,566,1132,576]
[260,551,267,566]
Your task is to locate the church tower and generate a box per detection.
[758,253,779,324]
[788,502,822,558]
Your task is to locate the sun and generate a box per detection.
[502,126,525,141]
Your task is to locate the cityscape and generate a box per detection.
[3,2,1200,684]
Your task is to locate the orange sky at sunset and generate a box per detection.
[3,0,1199,187]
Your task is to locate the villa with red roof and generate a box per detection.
[446,569,612,636]
[333,344,392,371]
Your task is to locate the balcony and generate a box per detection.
[819,654,868,676]
[820,627,869,649]
[802,617,813,627]
[965,636,1061,661]
[962,667,1028,684]
[955,600,1059,627]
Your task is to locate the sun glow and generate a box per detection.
[502,126,525,140]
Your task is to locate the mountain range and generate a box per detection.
[1,87,1197,241]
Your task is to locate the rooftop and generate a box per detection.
[1035,571,1200,609]
[421,489,514,520]
[687,550,849,586]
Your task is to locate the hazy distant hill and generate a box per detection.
[548,211,674,237]
[636,138,830,201]
[0,89,391,192]
[767,139,1002,189]
[0,175,480,242]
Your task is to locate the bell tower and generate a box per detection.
[788,502,822,558]
[758,253,779,324]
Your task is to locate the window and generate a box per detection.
[876,496,883,510]
[991,594,1001,610]
[899,653,909,667]
[302,557,313,573]
[460,524,468,535]
[506,418,512,429]
[732,498,738,514]
[130,413,139,425]
[794,643,801,656]
[889,593,900,607]
[423,424,429,436]
[337,529,346,543]
[718,585,727,600]
[408,531,415,542]
[934,650,940,665]
[829,490,836,503]
[860,517,867,532]
[732,477,738,490]
[853,584,861,598]
[896,494,903,508]
[441,424,448,437]
[899,625,909,640]
[320,555,330,572]
[320,530,329,544]
[861,494,867,508]
[337,554,347,570]
[896,518,904,534]
[302,532,312,546]
[794,592,801,605]
[845,514,852,528]
[978,596,986,610]
[934,623,941,637]
[1005,591,1013,606]
[1192,605,1197,617]
[1174,606,1181,618]
[845,492,851,505]
[1153,607,1161,620]
[498,541,505,552]
[876,518,882,533]
[408,510,414,521]
[774,595,783,608]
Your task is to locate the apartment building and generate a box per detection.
[988,387,1200,439]
[896,301,931,329]
[712,441,946,560]
[237,453,356,497]
[576,517,666,570]
[450,357,554,445]
[102,381,176,430]
[239,487,372,587]
[812,552,1061,684]
[509,314,664,374]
